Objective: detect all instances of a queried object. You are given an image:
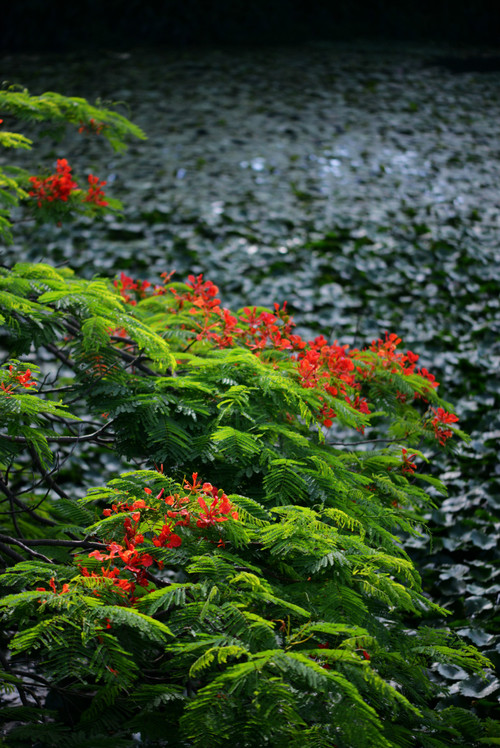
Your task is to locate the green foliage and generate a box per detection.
[0,86,497,747]
[0,87,145,151]
[0,259,495,746]
[0,87,145,242]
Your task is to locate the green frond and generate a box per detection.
[229,493,271,524]
[303,620,370,640]
[134,582,196,615]
[145,416,191,461]
[91,604,173,641]
[189,644,249,677]
[314,581,370,624]
[363,665,424,718]
[211,425,262,461]
[127,682,185,709]
[438,707,486,742]
[0,130,32,149]
[0,87,146,151]
[263,458,309,505]
[259,590,310,618]
[356,570,416,611]
[322,506,366,538]
[9,615,69,654]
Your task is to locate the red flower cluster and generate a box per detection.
[78,118,106,135]
[36,576,69,596]
[113,272,154,306]
[195,489,239,529]
[28,158,108,210]
[1,366,36,395]
[84,174,108,207]
[368,332,439,393]
[71,475,238,604]
[28,158,77,207]
[401,448,417,475]
[112,271,454,444]
[429,407,459,446]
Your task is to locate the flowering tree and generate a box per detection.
[0,89,497,748]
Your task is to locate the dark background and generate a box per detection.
[1,0,499,52]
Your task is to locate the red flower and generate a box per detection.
[152,522,182,548]
[184,472,202,492]
[401,448,417,475]
[429,407,459,445]
[78,118,106,135]
[36,577,69,595]
[196,494,238,527]
[84,174,108,207]
[418,367,439,390]
[8,366,36,388]
[29,159,78,207]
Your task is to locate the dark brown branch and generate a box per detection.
[27,445,72,501]
[10,491,22,537]
[0,541,25,563]
[327,437,404,447]
[0,420,113,445]
[0,474,57,526]
[45,341,73,368]
[145,570,172,588]
[0,534,106,551]
[0,650,30,708]
[112,346,158,376]
[0,534,53,563]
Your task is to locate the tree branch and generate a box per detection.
[0,533,106,551]
[0,420,113,445]
[327,437,404,447]
[0,650,30,709]
[0,534,53,563]
[0,474,57,526]
[0,540,26,563]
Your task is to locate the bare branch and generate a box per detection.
[0,474,57,526]
[0,419,113,445]
[45,341,73,368]
[0,540,25,563]
[327,437,404,447]
[0,533,106,551]
[0,534,53,563]
[0,650,30,708]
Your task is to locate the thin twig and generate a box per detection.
[327,437,404,447]
[0,474,57,526]
[28,445,72,501]
[0,420,113,444]
[0,650,30,708]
